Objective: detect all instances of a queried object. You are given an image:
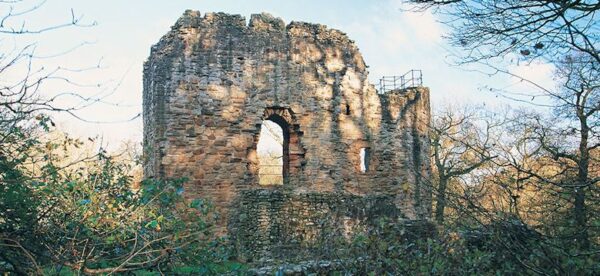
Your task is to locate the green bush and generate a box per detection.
[0,120,238,274]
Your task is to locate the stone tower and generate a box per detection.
[143,11,431,259]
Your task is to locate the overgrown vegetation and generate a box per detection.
[0,121,237,274]
[1,0,599,274]
[0,1,237,274]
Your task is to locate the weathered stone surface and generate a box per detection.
[229,189,400,261]
[143,10,432,260]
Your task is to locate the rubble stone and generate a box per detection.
[143,11,432,260]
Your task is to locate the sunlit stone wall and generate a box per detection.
[143,10,431,258]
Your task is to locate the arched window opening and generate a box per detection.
[360,147,370,173]
[257,117,289,185]
[345,104,351,115]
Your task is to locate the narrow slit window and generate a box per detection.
[360,147,370,173]
[345,104,351,115]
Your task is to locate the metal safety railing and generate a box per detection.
[378,69,423,94]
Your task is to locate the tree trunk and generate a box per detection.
[435,176,448,224]
[574,121,589,249]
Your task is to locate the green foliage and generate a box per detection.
[335,217,600,275]
[0,115,239,274]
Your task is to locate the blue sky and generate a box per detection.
[3,0,553,147]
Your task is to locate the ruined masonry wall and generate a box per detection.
[143,10,431,257]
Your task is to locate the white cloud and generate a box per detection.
[15,0,555,148]
[509,61,555,91]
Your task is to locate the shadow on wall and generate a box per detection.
[142,10,432,262]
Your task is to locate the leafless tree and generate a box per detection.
[429,106,503,224]
[0,0,101,123]
[406,0,599,65]
[407,0,600,250]
[496,56,600,249]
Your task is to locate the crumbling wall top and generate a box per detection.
[249,13,285,32]
[143,11,433,259]
[154,11,356,50]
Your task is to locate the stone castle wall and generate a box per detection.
[143,10,431,258]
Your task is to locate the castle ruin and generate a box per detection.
[143,11,431,260]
